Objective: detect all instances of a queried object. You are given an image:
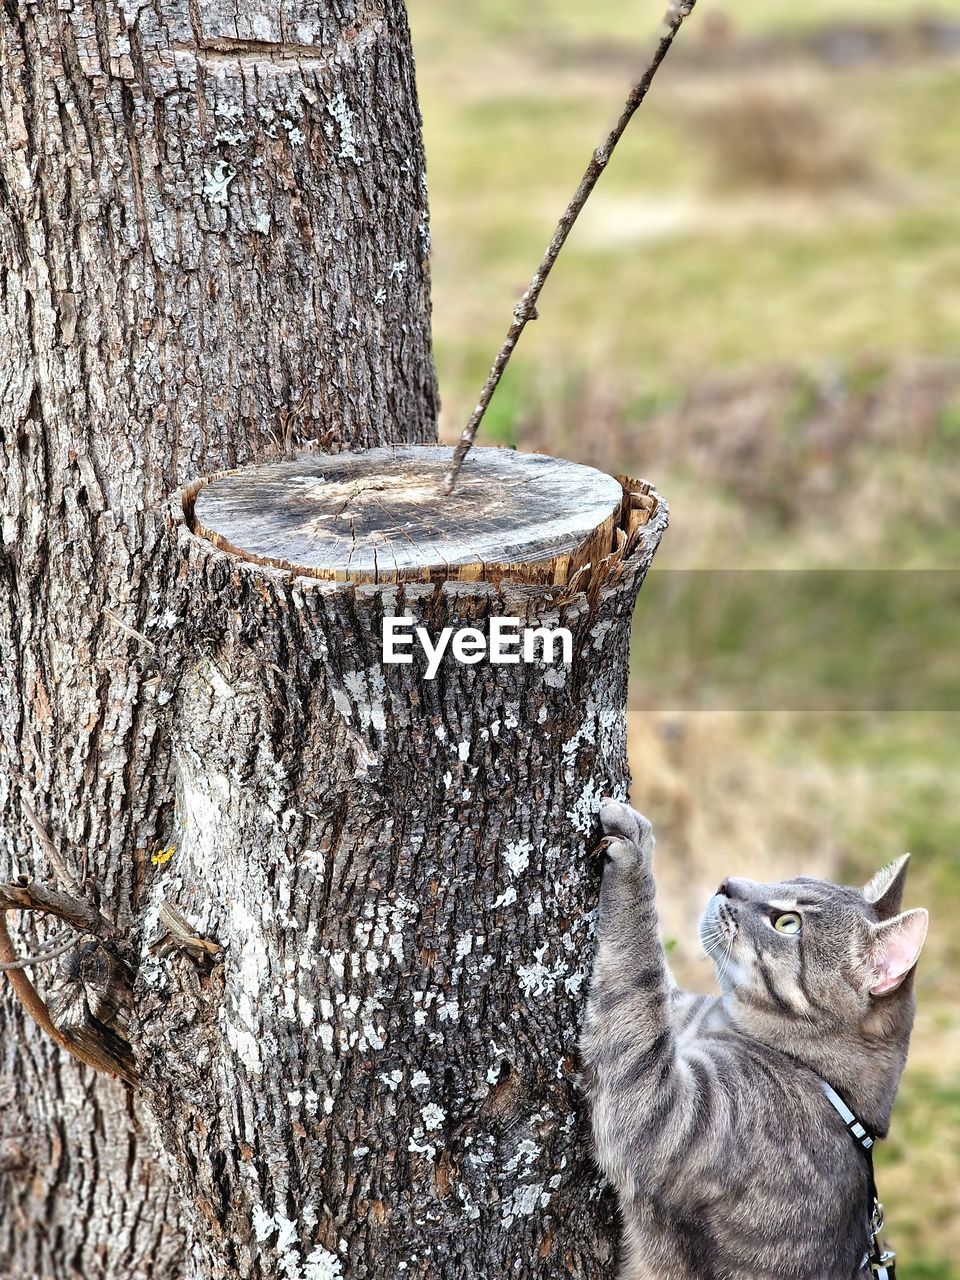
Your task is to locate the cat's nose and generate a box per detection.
[717,878,734,898]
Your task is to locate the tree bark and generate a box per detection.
[0,0,435,1273]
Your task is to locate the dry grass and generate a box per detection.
[684,75,875,193]
[626,711,853,986]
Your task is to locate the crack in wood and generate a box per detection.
[170,26,377,67]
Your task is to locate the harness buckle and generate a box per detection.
[870,1200,885,1235]
[869,1247,896,1277]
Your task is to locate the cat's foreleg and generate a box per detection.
[580,802,679,1164]
[584,799,672,1018]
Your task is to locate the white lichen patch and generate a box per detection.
[222,899,272,1074]
[502,1182,551,1228]
[505,1138,541,1172]
[564,968,588,996]
[353,896,418,973]
[503,839,533,876]
[517,945,568,999]
[454,932,474,962]
[252,1204,276,1243]
[567,776,604,836]
[203,160,235,206]
[411,989,436,1027]
[408,1135,437,1162]
[330,686,352,722]
[343,666,387,732]
[326,91,359,161]
[303,1247,343,1280]
[275,1215,299,1252]
[253,1203,343,1280]
[436,994,460,1023]
[420,1102,445,1131]
[544,665,567,689]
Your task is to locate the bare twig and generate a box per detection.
[0,878,116,938]
[103,607,156,653]
[0,930,76,972]
[19,793,83,895]
[0,914,67,1046]
[151,901,223,959]
[442,0,699,494]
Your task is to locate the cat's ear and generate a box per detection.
[866,908,928,997]
[863,853,910,920]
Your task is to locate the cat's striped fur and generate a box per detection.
[581,800,928,1280]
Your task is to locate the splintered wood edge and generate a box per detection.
[182,457,660,591]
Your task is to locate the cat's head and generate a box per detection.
[699,856,928,1037]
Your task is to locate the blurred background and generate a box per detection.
[409,0,960,1270]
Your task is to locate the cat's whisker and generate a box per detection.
[715,935,735,989]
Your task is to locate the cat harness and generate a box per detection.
[820,1080,897,1280]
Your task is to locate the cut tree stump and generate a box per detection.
[188,446,652,586]
[126,448,667,1280]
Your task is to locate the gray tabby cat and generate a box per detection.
[581,799,928,1280]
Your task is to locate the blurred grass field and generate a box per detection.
[410,0,960,1270]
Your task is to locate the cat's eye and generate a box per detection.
[773,912,802,935]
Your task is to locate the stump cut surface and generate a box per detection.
[189,446,629,585]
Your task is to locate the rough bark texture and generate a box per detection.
[132,498,666,1280]
[0,0,436,1274]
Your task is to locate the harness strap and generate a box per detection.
[818,1080,896,1279]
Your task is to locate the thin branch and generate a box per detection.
[19,792,83,895]
[0,878,116,938]
[0,931,77,972]
[442,0,699,495]
[0,913,67,1047]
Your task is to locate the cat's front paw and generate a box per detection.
[598,799,655,871]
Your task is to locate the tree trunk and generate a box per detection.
[134,473,666,1280]
[0,0,435,1274]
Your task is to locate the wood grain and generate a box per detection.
[190,447,628,585]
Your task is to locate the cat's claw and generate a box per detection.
[598,799,655,869]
